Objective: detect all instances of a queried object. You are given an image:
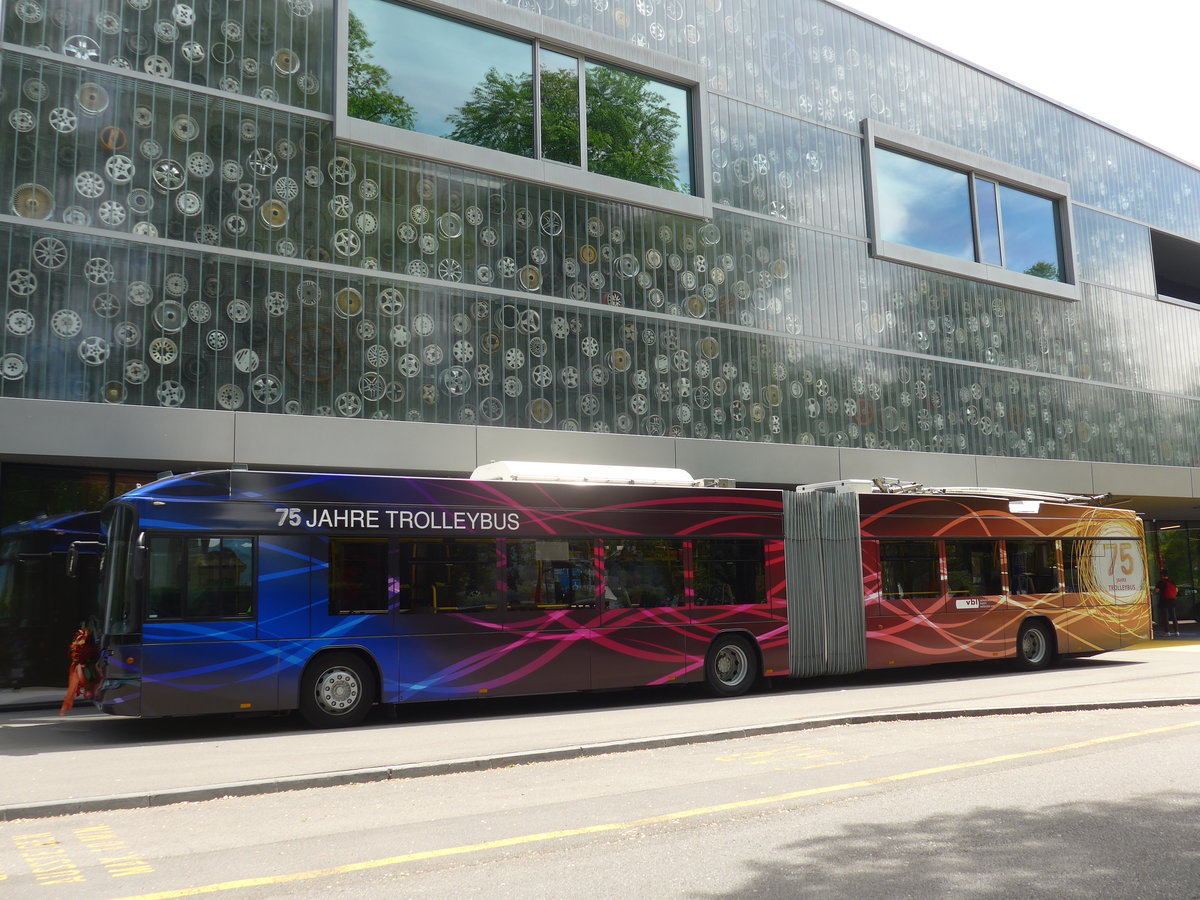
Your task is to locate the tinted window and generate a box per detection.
[945,540,1002,597]
[879,540,940,601]
[502,539,600,610]
[974,178,1002,265]
[330,539,389,614]
[1005,540,1059,593]
[396,538,499,613]
[603,539,684,608]
[348,0,694,195]
[692,539,766,605]
[147,535,254,620]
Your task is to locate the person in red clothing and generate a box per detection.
[1156,573,1180,636]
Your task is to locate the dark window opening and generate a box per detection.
[692,539,767,606]
[1152,230,1200,304]
[330,538,389,614]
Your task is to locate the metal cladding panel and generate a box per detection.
[784,491,867,677]
[821,492,867,674]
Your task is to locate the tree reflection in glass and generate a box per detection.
[539,49,581,168]
[348,0,692,194]
[583,62,689,193]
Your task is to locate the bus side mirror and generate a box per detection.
[67,541,104,577]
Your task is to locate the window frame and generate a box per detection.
[863,119,1078,302]
[336,0,711,220]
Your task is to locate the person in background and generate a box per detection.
[1156,572,1180,637]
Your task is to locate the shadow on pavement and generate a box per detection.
[698,792,1200,899]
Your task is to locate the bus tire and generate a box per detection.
[1014,620,1054,671]
[300,651,374,728]
[704,634,757,697]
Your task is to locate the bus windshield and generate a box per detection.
[101,505,137,639]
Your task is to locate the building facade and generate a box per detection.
[1,0,1198,690]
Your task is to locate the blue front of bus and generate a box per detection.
[96,503,142,717]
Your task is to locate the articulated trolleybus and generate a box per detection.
[94,464,1150,727]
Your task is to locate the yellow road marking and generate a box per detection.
[116,718,1200,900]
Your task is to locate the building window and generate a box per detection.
[340,0,706,217]
[865,120,1077,301]
[1151,230,1200,305]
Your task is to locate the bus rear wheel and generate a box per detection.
[1014,621,1054,671]
[300,652,374,727]
[704,634,757,697]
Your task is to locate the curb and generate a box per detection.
[5,696,1200,822]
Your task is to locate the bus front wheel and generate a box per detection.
[300,652,374,728]
[704,634,757,697]
[1014,621,1054,671]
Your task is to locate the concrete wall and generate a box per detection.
[3,398,1194,512]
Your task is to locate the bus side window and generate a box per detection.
[603,539,683,608]
[945,540,1001,596]
[146,535,254,620]
[187,538,253,618]
[879,540,940,600]
[146,536,183,619]
[692,539,766,605]
[1005,539,1058,594]
[330,538,389,615]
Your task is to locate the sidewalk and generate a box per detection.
[3,638,1199,821]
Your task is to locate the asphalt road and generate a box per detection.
[2,705,1198,899]
[2,639,1198,823]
